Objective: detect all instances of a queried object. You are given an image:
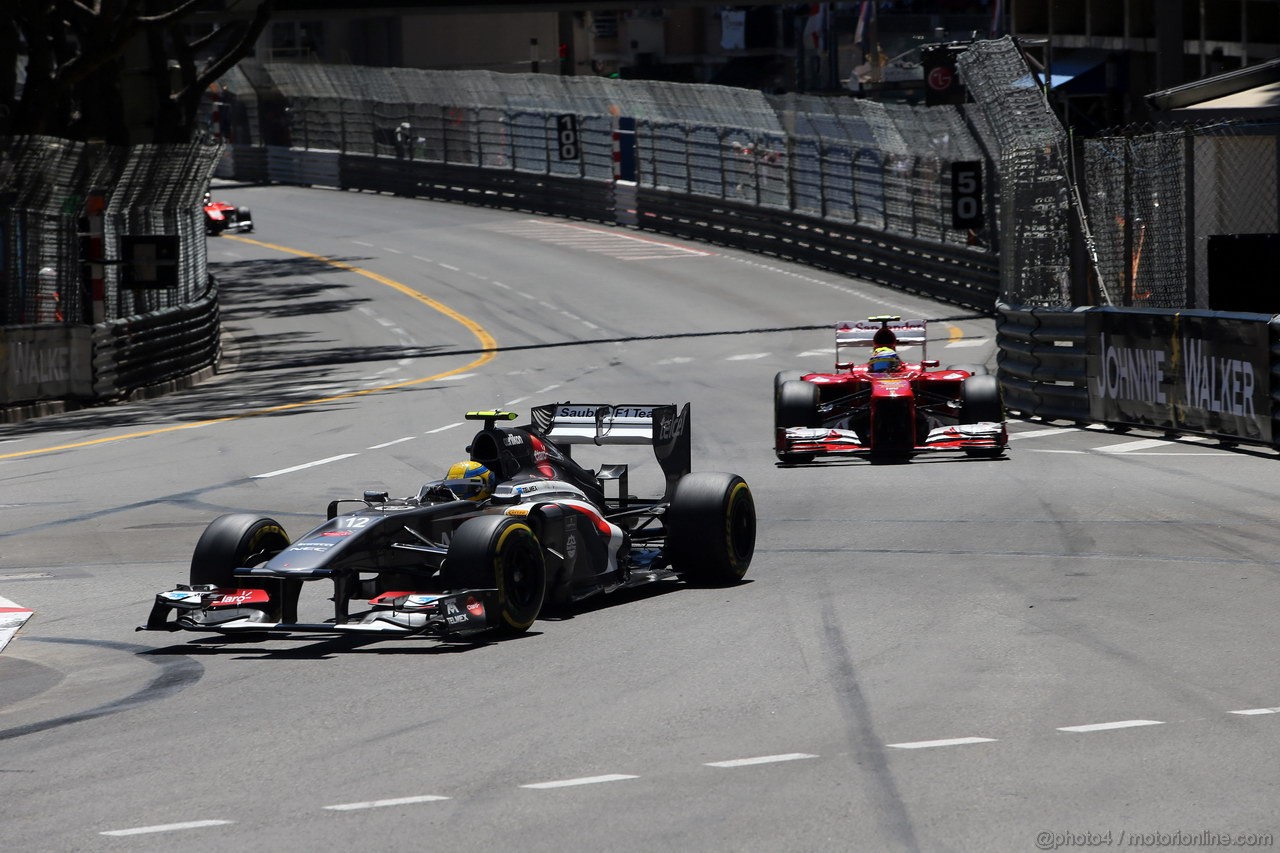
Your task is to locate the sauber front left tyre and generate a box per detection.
[667,473,756,585]
[445,515,546,634]
[189,513,295,621]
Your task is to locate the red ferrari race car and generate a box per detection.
[203,191,254,235]
[773,316,1007,463]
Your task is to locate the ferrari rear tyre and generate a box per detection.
[774,370,806,401]
[190,514,290,588]
[960,374,1003,424]
[667,473,756,585]
[445,515,546,634]
[947,363,990,376]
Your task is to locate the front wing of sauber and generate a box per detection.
[777,422,1007,457]
[143,584,502,639]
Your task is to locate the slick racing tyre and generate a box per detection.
[237,207,253,232]
[946,363,990,376]
[775,380,818,464]
[773,370,806,402]
[960,374,1003,423]
[960,374,1005,458]
[189,514,296,620]
[667,473,756,585]
[446,515,546,635]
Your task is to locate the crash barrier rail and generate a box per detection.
[1,281,219,419]
[92,280,220,402]
[998,302,1280,450]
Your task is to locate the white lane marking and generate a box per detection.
[101,820,232,836]
[1095,452,1225,457]
[1008,427,1075,440]
[506,396,528,406]
[0,573,52,581]
[324,795,450,811]
[426,422,464,434]
[521,774,638,790]
[797,350,829,358]
[705,753,818,768]
[582,321,599,329]
[438,373,475,382]
[398,358,413,366]
[1028,449,1086,454]
[468,272,488,281]
[726,353,771,361]
[887,737,997,750]
[382,247,403,254]
[534,384,561,395]
[655,357,694,365]
[1057,720,1164,733]
[357,305,376,316]
[351,240,373,247]
[1097,439,1169,453]
[368,437,415,449]
[412,255,434,263]
[1231,707,1280,715]
[253,454,359,479]
[944,339,986,348]
[376,318,396,327]
[492,281,511,289]
[439,263,460,272]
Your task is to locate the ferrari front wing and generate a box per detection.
[776,422,1007,457]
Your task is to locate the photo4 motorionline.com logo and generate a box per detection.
[1035,829,1274,850]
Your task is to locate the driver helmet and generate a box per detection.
[444,460,492,501]
[868,346,902,374]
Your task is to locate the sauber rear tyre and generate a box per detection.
[667,473,756,585]
[189,514,296,620]
[446,515,546,634]
[947,363,990,376]
[775,379,818,464]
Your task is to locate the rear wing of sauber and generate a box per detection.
[530,403,692,497]
[835,317,928,369]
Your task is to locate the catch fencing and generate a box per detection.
[212,57,1002,268]
[0,137,223,412]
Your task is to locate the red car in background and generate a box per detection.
[203,191,254,235]
[773,316,1007,464]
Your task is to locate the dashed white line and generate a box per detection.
[944,339,986,348]
[726,353,771,361]
[382,247,403,254]
[426,422,464,434]
[1008,427,1076,440]
[655,357,694,365]
[1057,720,1164,733]
[797,350,829,358]
[534,384,562,395]
[437,373,475,382]
[412,255,434,263]
[253,454,359,479]
[439,263,460,272]
[324,795,450,811]
[1096,439,1169,453]
[352,240,374,247]
[705,753,818,768]
[582,321,599,330]
[521,774,638,790]
[368,437,415,449]
[506,396,529,406]
[1231,707,1280,716]
[887,737,996,749]
[493,281,511,289]
[101,820,232,837]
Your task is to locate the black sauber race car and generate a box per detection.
[142,403,756,641]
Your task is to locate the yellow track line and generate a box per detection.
[1,236,498,461]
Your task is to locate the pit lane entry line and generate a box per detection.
[0,237,499,462]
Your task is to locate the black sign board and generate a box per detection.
[556,114,580,161]
[120,235,179,289]
[950,161,983,230]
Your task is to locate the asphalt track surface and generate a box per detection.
[2,185,1278,853]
